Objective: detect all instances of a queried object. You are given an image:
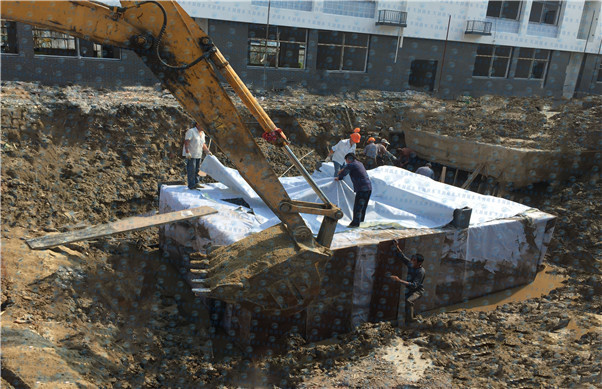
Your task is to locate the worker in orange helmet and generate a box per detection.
[363,137,378,170]
[329,132,361,176]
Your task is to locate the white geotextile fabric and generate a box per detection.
[159,156,530,246]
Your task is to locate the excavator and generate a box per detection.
[2,1,344,315]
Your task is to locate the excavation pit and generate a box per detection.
[158,157,556,349]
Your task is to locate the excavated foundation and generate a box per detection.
[160,201,555,350]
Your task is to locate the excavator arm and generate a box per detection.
[1,0,343,314]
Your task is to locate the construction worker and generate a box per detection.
[376,139,397,166]
[334,153,372,228]
[390,241,426,324]
[397,147,417,170]
[329,132,361,177]
[416,162,435,179]
[363,137,378,170]
[183,122,212,189]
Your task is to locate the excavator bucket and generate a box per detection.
[191,224,331,315]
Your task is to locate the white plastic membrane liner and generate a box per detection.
[159,156,530,247]
[351,245,378,327]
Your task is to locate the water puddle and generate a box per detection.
[562,314,602,339]
[433,264,567,313]
[380,338,433,382]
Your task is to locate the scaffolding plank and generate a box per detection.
[26,206,217,250]
[461,163,485,189]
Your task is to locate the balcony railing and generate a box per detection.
[465,20,492,35]
[376,10,407,27]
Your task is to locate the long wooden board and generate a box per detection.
[461,163,485,189]
[26,206,217,250]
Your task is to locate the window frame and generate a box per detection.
[514,48,551,80]
[1,20,18,54]
[597,57,602,83]
[316,31,370,73]
[529,1,562,25]
[486,1,522,20]
[247,25,308,70]
[32,26,120,60]
[472,44,513,78]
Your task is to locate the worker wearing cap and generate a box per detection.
[329,133,361,177]
[390,241,426,324]
[363,137,378,170]
[335,153,372,228]
[376,139,397,166]
[183,122,212,190]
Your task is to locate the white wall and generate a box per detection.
[177,0,602,54]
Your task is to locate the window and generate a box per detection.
[486,1,521,20]
[79,40,120,59]
[33,27,77,56]
[316,30,369,72]
[473,45,512,77]
[33,27,120,59]
[251,0,312,12]
[597,58,602,82]
[529,1,561,25]
[323,1,376,19]
[514,48,550,79]
[1,20,18,54]
[248,25,306,69]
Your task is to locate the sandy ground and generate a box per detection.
[1,82,601,388]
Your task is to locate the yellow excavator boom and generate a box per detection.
[1,0,343,314]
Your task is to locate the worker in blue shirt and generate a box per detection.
[334,153,372,228]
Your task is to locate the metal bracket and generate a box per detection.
[279,200,344,220]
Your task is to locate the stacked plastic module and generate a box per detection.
[158,157,556,347]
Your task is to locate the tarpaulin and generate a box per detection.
[160,156,530,246]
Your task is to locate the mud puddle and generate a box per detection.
[431,264,567,313]
[380,338,433,382]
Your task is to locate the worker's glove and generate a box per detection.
[186,152,192,159]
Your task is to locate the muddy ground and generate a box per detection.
[1,82,601,388]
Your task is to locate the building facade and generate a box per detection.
[2,0,601,98]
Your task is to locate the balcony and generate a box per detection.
[465,20,492,35]
[376,10,407,27]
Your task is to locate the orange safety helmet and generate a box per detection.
[353,127,361,133]
[350,133,361,144]
[367,137,376,143]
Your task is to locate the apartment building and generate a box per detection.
[2,1,601,98]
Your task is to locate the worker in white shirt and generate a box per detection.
[329,132,361,176]
[183,122,212,189]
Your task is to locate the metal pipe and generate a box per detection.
[283,145,332,206]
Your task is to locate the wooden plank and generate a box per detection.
[26,206,218,250]
[439,165,447,183]
[461,163,485,190]
[452,168,459,186]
